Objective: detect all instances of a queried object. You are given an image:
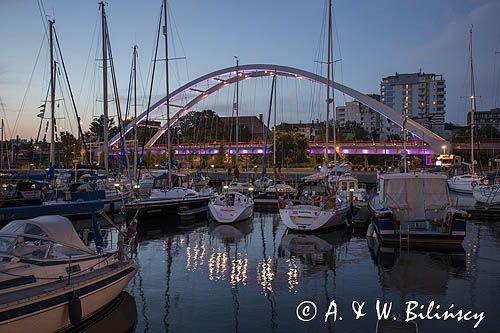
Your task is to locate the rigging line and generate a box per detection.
[55,62,75,135]
[77,11,100,106]
[125,47,135,121]
[137,3,163,183]
[11,32,47,140]
[54,30,91,166]
[105,22,131,175]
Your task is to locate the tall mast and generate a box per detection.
[469,26,476,175]
[273,71,277,166]
[163,0,172,188]
[100,2,109,175]
[133,45,138,181]
[325,0,333,165]
[235,57,239,166]
[49,20,56,167]
[1,119,3,169]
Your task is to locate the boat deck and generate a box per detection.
[0,261,131,308]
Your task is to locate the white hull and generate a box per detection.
[0,262,137,333]
[447,175,481,194]
[209,203,253,224]
[279,204,349,231]
[472,184,500,205]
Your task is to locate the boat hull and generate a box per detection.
[208,203,253,224]
[447,175,480,194]
[0,262,137,333]
[472,184,500,205]
[368,200,467,246]
[279,205,349,231]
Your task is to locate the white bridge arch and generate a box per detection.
[109,64,449,152]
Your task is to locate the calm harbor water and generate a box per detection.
[115,210,500,333]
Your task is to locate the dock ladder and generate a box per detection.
[399,223,410,251]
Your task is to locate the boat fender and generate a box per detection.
[68,292,82,325]
[445,212,453,226]
[278,198,286,209]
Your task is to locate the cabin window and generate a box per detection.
[349,182,355,190]
[23,223,47,237]
[342,183,347,191]
[11,237,51,258]
[0,236,16,254]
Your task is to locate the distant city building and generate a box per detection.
[336,94,381,135]
[220,115,269,141]
[279,121,322,141]
[380,71,446,137]
[467,108,500,131]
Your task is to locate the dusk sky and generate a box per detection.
[0,0,499,139]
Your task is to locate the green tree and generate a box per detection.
[88,115,119,142]
[178,109,224,143]
[58,131,78,165]
[275,131,309,167]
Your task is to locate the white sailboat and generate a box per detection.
[279,0,349,231]
[472,177,500,205]
[209,58,254,223]
[208,192,254,224]
[448,27,482,194]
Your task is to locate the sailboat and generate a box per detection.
[0,214,137,331]
[209,58,254,224]
[253,72,296,208]
[472,172,500,205]
[125,0,213,219]
[278,0,350,231]
[448,27,482,194]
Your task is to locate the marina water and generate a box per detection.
[115,208,499,332]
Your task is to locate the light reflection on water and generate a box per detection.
[123,212,500,333]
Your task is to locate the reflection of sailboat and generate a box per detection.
[208,218,254,243]
[278,228,349,272]
[68,291,137,333]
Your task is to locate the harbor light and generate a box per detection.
[133,184,141,189]
[210,164,215,168]
[223,185,229,189]
[114,183,120,188]
[441,145,446,155]
[248,187,254,191]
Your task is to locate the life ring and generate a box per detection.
[278,198,286,209]
[471,181,478,188]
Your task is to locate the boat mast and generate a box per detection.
[325,0,333,165]
[163,0,172,188]
[469,27,476,175]
[235,56,240,167]
[273,71,277,167]
[49,19,56,168]
[100,2,109,175]
[133,45,138,181]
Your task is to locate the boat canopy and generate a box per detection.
[0,215,91,253]
[380,173,450,222]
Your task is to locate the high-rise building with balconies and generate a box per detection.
[380,71,446,137]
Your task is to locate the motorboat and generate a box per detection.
[369,173,468,245]
[279,179,350,232]
[226,180,254,194]
[208,192,254,224]
[0,215,137,332]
